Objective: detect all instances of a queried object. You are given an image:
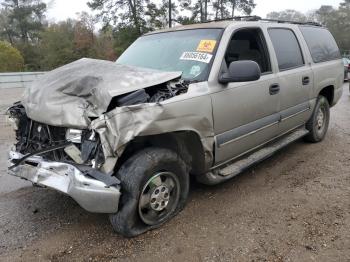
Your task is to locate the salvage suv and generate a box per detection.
[7,17,343,237]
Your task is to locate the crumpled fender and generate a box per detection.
[90,85,215,174]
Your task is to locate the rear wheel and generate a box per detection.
[109,147,189,237]
[305,95,330,143]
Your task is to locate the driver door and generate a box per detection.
[211,27,280,165]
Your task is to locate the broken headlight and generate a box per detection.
[6,115,19,130]
[65,129,82,143]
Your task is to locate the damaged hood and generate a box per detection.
[22,58,182,128]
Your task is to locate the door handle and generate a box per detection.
[302,76,310,85]
[269,84,280,95]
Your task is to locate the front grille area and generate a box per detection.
[7,102,104,166]
[8,102,69,161]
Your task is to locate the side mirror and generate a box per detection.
[219,60,261,84]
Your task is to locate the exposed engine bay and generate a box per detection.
[108,80,188,109]
[8,102,104,167]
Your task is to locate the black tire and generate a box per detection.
[304,95,330,143]
[109,147,189,237]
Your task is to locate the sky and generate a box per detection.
[45,0,343,22]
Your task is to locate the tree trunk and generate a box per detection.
[220,0,224,19]
[20,26,27,43]
[204,0,207,21]
[231,0,236,17]
[5,28,14,45]
[168,0,172,27]
[13,0,28,43]
[128,0,141,34]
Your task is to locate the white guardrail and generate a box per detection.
[0,72,47,89]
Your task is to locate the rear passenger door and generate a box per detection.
[268,28,313,133]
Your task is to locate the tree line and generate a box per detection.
[267,0,350,54]
[0,0,349,72]
[0,0,257,71]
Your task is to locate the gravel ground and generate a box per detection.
[0,86,349,262]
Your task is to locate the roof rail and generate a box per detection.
[203,16,261,23]
[204,16,322,27]
[258,18,322,27]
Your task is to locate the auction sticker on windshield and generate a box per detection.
[180,52,213,63]
[197,40,217,53]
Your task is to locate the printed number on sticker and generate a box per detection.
[180,52,213,64]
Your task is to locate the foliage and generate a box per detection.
[145,0,172,29]
[169,0,256,24]
[266,1,350,53]
[322,1,350,52]
[267,9,307,22]
[38,14,117,70]
[0,8,15,45]
[112,25,141,56]
[1,0,350,71]
[87,0,147,34]
[38,20,77,70]
[1,0,47,44]
[0,0,256,71]
[0,40,24,71]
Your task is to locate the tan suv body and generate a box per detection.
[8,19,343,236]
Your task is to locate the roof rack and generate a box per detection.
[258,17,322,27]
[203,15,260,23]
[204,15,322,27]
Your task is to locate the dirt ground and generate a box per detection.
[0,86,349,262]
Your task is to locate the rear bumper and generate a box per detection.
[8,151,121,213]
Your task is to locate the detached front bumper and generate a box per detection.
[8,151,121,213]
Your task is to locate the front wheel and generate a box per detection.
[304,95,330,143]
[109,148,189,237]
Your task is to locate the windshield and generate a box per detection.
[116,29,223,82]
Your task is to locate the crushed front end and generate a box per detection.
[5,58,213,217]
[7,102,121,213]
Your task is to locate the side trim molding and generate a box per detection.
[216,101,311,147]
[216,113,280,147]
[280,101,310,122]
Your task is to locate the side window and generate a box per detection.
[268,28,304,71]
[299,26,341,63]
[224,28,271,73]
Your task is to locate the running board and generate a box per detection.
[218,127,309,177]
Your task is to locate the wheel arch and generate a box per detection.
[115,131,208,175]
[319,85,334,106]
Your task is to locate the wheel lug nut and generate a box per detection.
[161,187,166,192]
[151,198,156,203]
[161,201,165,206]
[164,193,169,198]
[155,189,159,195]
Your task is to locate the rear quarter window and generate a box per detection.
[300,26,341,63]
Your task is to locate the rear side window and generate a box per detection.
[300,26,341,63]
[268,28,304,71]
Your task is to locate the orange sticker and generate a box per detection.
[196,40,217,53]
